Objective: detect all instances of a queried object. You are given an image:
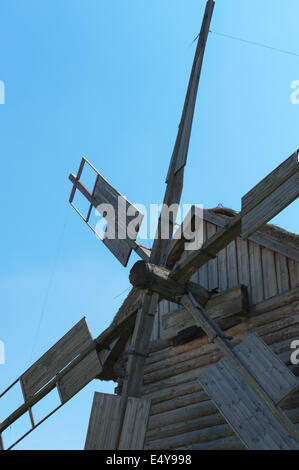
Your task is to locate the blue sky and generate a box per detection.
[0,0,298,450]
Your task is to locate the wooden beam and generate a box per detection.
[129,260,210,306]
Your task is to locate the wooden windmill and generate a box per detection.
[1,0,299,450]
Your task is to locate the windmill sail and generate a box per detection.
[69,157,147,267]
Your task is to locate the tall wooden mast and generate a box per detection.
[116,0,215,444]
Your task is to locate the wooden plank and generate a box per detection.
[227,240,238,288]
[275,254,290,294]
[262,248,278,299]
[242,151,299,213]
[236,237,250,295]
[21,318,93,400]
[93,172,144,266]
[58,350,102,403]
[207,223,218,290]
[199,357,299,450]
[161,285,248,341]
[198,222,209,289]
[217,245,228,292]
[85,393,122,450]
[288,259,299,289]
[235,333,299,406]
[118,397,151,450]
[249,241,264,304]
[150,311,159,342]
[242,170,299,239]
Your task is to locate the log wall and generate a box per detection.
[142,287,299,450]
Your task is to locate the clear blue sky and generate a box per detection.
[0,0,298,450]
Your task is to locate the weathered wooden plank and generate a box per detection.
[235,333,299,406]
[199,357,299,450]
[217,245,228,292]
[21,318,93,400]
[207,223,218,290]
[58,350,102,403]
[198,222,209,288]
[145,423,233,450]
[242,151,299,213]
[249,241,264,304]
[288,259,299,289]
[177,435,245,450]
[145,412,224,443]
[118,397,151,450]
[275,254,290,294]
[262,248,278,299]
[226,240,238,288]
[85,393,122,450]
[242,169,299,239]
[166,0,215,177]
[236,237,250,295]
[161,285,248,341]
[150,311,159,342]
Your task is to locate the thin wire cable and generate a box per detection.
[113,287,131,300]
[28,211,70,365]
[209,30,299,58]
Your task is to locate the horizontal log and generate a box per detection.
[129,260,210,306]
[151,390,209,416]
[148,400,218,431]
[146,412,225,442]
[145,423,233,450]
[177,435,245,450]
[142,323,299,397]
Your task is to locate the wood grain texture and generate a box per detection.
[21,318,93,400]
[85,393,122,450]
[242,170,299,239]
[261,248,278,299]
[249,241,264,304]
[58,350,102,403]
[199,356,299,450]
[118,397,151,450]
[242,151,299,213]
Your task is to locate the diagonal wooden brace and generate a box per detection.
[181,293,299,444]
